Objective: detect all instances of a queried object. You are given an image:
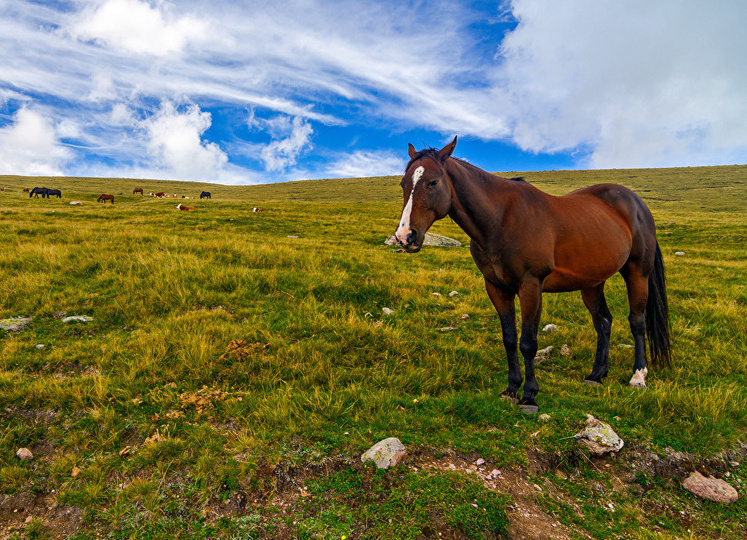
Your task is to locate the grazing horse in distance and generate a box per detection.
[46,189,62,198]
[133,187,143,195]
[200,191,211,199]
[30,187,48,198]
[177,203,195,211]
[394,137,671,413]
[155,192,166,198]
[98,194,114,203]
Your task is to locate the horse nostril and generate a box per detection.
[406,229,418,245]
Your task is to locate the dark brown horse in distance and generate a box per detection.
[394,137,671,413]
[97,194,114,203]
[133,187,143,195]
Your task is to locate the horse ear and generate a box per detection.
[438,136,458,160]
[408,143,417,159]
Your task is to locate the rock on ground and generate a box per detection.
[682,471,738,503]
[574,415,624,455]
[62,316,93,323]
[16,448,33,460]
[361,437,407,469]
[0,317,32,332]
[385,233,462,247]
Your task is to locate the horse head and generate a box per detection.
[394,137,457,252]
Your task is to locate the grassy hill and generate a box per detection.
[0,166,745,539]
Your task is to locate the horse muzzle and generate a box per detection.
[394,227,422,252]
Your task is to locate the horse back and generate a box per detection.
[541,184,655,291]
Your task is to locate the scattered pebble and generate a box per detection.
[560,344,571,356]
[382,307,394,315]
[16,448,33,460]
[675,251,686,256]
[35,344,45,349]
[542,323,558,332]
[448,291,459,297]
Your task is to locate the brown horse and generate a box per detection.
[97,194,114,203]
[394,137,671,413]
[133,187,143,195]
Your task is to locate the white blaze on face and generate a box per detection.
[629,367,648,388]
[395,166,425,244]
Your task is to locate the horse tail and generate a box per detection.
[646,242,671,368]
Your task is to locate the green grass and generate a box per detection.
[0,165,745,538]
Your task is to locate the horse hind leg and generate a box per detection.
[581,283,612,385]
[622,265,649,387]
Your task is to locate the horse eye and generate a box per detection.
[429,179,439,187]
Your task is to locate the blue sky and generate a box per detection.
[1,1,746,184]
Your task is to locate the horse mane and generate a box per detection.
[407,147,527,185]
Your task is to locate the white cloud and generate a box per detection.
[327,150,405,178]
[258,116,314,172]
[0,108,72,176]
[498,0,747,167]
[70,0,207,56]
[2,1,746,181]
[142,101,228,180]
[110,103,135,126]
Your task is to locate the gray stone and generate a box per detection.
[361,437,407,469]
[62,316,93,323]
[542,323,558,332]
[385,233,462,247]
[16,448,33,460]
[69,201,83,205]
[0,317,31,332]
[574,415,624,454]
[682,471,738,503]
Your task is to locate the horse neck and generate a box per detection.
[445,159,508,246]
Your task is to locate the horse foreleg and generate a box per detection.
[517,277,544,413]
[484,279,521,400]
[581,283,612,384]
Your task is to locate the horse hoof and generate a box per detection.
[501,391,518,404]
[584,379,602,386]
[518,397,538,414]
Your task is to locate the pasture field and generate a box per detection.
[0,165,746,539]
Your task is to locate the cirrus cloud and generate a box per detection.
[70,0,208,56]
